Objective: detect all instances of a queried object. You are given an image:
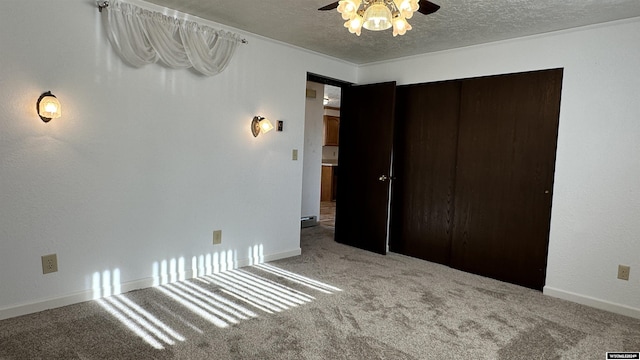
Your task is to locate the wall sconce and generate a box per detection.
[251,116,274,137]
[37,91,61,123]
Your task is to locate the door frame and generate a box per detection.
[303,73,352,226]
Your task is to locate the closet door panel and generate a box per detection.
[390,81,461,264]
[451,69,563,290]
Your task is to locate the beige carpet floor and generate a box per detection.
[1,225,639,359]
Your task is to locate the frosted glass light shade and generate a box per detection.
[337,0,361,20]
[345,15,364,36]
[259,117,274,133]
[396,0,419,19]
[362,3,392,31]
[392,17,412,36]
[37,92,61,122]
[252,116,274,137]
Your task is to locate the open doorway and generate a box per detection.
[319,84,340,227]
[301,73,349,229]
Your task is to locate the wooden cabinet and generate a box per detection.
[321,165,338,201]
[323,116,340,146]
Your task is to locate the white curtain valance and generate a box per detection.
[103,0,244,76]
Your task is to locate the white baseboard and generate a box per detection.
[0,248,301,321]
[543,286,640,320]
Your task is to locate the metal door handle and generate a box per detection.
[378,175,388,181]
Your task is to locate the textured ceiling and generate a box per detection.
[143,0,640,64]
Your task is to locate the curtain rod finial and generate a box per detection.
[97,1,109,12]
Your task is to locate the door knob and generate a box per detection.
[378,175,388,181]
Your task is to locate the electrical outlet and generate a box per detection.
[213,230,222,245]
[617,265,630,281]
[41,254,58,274]
[292,149,298,161]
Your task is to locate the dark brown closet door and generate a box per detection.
[451,69,563,290]
[390,81,461,264]
[335,82,396,255]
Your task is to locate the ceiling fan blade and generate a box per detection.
[417,0,441,15]
[318,2,339,11]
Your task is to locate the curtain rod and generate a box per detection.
[96,1,249,44]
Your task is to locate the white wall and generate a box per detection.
[358,18,640,318]
[0,0,356,319]
[301,81,325,219]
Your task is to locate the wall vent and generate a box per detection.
[301,216,317,228]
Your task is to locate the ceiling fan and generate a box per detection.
[318,0,440,36]
[318,0,440,15]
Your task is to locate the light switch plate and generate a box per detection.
[213,230,222,245]
[292,149,298,160]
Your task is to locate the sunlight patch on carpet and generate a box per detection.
[92,246,341,350]
[96,294,185,350]
[254,263,343,294]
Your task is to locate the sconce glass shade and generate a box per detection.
[37,91,61,122]
[259,118,274,133]
[251,116,274,137]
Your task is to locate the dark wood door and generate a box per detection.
[335,82,396,255]
[390,81,462,264]
[451,69,563,290]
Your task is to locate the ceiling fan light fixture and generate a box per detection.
[335,0,421,36]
